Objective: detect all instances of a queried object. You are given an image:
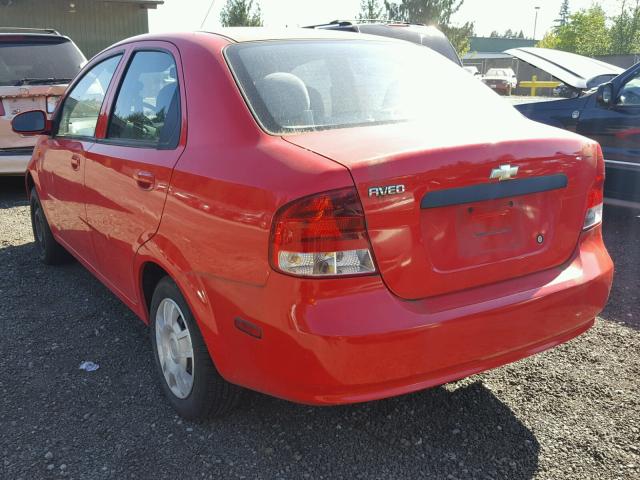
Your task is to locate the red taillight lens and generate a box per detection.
[46,96,61,114]
[0,99,5,117]
[583,143,605,230]
[270,187,377,277]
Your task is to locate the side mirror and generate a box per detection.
[11,110,51,136]
[596,83,614,107]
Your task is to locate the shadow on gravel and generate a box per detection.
[0,239,541,479]
[601,204,640,331]
[236,384,541,479]
[0,176,27,208]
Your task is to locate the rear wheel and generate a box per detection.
[150,277,242,419]
[29,188,69,265]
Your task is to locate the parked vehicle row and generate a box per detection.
[481,67,518,95]
[13,28,613,419]
[510,48,640,206]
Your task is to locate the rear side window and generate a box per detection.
[0,38,85,86]
[57,55,122,138]
[107,51,180,149]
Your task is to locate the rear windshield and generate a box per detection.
[225,40,513,135]
[0,38,85,86]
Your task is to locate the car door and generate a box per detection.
[577,66,640,202]
[84,43,186,303]
[39,54,123,263]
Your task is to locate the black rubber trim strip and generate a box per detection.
[421,174,568,209]
[0,147,34,156]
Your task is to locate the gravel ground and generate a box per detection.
[1,177,639,480]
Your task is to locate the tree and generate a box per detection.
[441,21,474,55]
[537,5,611,56]
[384,0,463,24]
[383,1,473,54]
[488,29,525,39]
[555,0,571,27]
[358,0,384,22]
[609,0,640,54]
[220,0,263,27]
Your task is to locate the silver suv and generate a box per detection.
[0,28,85,175]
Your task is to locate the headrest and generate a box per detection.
[255,72,310,127]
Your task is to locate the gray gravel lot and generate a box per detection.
[1,177,639,480]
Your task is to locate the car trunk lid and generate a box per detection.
[0,84,65,150]
[284,119,595,299]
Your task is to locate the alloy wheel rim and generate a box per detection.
[155,298,194,399]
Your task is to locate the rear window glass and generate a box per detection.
[225,40,514,135]
[0,39,85,86]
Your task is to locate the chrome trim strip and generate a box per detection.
[604,197,640,210]
[604,159,640,167]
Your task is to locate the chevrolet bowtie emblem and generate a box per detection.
[490,164,519,181]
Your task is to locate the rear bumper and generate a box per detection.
[208,227,613,405]
[0,152,31,175]
[485,83,511,94]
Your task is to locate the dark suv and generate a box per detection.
[0,28,85,175]
[305,21,461,66]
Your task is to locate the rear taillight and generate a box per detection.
[583,144,605,230]
[0,99,5,117]
[46,96,61,114]
[270,187,376,277]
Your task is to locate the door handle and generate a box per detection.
[70,154,81,170]
[133,170,155,190]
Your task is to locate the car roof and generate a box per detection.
[203,27,400,43]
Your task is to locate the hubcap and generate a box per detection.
[155,298,194,399]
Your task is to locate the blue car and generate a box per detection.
[509,48,640,207]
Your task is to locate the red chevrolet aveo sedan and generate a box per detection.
[13,28,613,419]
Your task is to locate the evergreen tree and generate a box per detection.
[556,0,571,27]
[383,1,473,54]
[358,0,384,22]
[220,0,263,27]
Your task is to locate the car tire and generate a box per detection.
[29,188,70,265]
[150,276,242,420]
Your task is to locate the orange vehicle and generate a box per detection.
[0,28,85,175]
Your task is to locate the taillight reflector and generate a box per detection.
[270,188,377,277]
[583,144,605,230]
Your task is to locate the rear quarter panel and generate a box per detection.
[138,34,353,373]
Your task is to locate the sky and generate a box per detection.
[149,0,625,40]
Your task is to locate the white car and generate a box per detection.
[482,68,518,95]
[463,66,482,78]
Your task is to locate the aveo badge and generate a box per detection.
[368,184,406,197]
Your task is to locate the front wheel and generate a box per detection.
[29,188,70,265]
[150,277,242,419]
